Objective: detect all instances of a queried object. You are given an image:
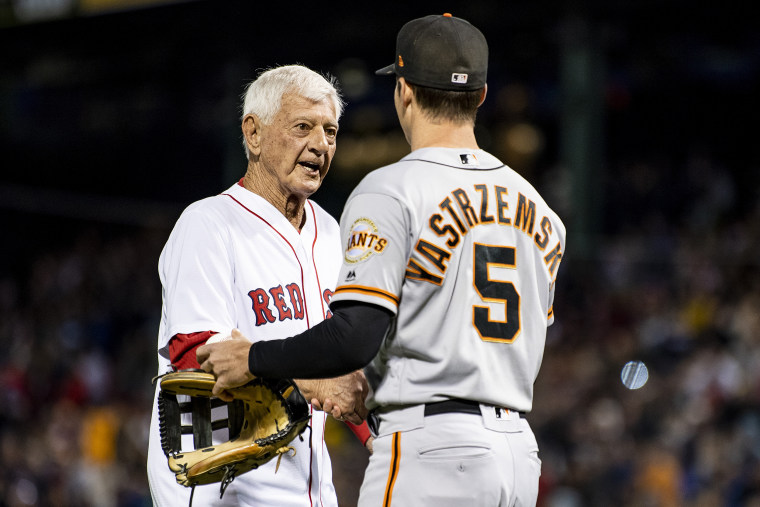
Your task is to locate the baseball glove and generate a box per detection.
[156,369,310,497]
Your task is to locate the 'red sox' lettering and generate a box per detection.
[249,283,309,326]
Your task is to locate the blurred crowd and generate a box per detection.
[533,149,760,506]
[0,226,164,506]
[1,150,759,507]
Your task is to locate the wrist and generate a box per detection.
[247,341,258,376]
[293,379,322,401]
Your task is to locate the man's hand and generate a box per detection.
[296,370,369,424]
[196,329,254,401]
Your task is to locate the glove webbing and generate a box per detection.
[158,392,244,455]
[156,371,311,502]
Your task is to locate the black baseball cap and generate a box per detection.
[375,13,488,91]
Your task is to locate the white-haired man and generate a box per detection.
[147,64,371,506]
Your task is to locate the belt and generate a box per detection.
[368,399,525,435]
[424,398,526,419]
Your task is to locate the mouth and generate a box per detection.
[298,160,322,175]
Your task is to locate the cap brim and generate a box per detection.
[375,63,396,76]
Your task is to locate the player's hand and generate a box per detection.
[365,436,374,455]
[197,329,255,402]
[315,398,348,421]
[297,370,369,424]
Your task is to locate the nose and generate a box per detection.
[308,127,331,155]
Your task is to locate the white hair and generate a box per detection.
[240,64,344,159]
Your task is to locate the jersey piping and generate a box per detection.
[383,432,401,507]
[333,285,400,307]
[307,200,329,320]
[224,192,335,505]
[400,158,505,171]
[223,192,314,327]
[308,404,315,506]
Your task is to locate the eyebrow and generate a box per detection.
[291,112,337,123]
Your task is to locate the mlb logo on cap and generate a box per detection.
[451,73,469,84]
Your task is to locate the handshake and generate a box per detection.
[197,329,370,424]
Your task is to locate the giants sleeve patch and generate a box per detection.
[344,217,388,264]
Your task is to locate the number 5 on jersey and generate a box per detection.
[473,243,521,343]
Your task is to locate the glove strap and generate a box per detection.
[219,465,237,498]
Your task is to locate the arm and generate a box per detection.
[249,301,391,377]
[196,301,391,400]
[158,204,237,360]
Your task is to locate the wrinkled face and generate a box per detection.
[258,93,338,200]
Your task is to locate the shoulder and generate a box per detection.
[174,194,231,228]
[349,159,419,199]
[306,199,338,222]
[498,165,567,246]
[505,167,565,227]
[164,193,242,252]
[306,200,340,232]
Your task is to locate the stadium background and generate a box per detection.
[1,0,758,505]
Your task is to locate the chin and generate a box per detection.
[294,182,322,199]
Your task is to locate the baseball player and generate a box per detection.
[147,64,371,507]
[199,14,566,506]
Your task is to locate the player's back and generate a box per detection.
[351,147,566,412]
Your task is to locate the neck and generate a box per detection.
[242,166,306,230]
[407,115,479,152]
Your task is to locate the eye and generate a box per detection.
[325,127,338,138]
[296,123,310,131]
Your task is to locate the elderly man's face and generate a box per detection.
[258,93,338,200]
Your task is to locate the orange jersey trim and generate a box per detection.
[334,285,400,306]
[383,432,401,506]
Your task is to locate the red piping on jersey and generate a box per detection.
[307,201,328,319]
[308,405,314,507]
[318,410,326,507]
[226,191,333,504]
[223,192,311,328]
[307,408,329,507]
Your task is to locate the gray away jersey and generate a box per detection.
[330,147,566,413]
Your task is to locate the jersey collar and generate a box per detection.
[401,147,504,170]
[225,181,313,241]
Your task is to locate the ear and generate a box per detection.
[242,114,262,157]
[477,84,488,107]
[398,77,414,108]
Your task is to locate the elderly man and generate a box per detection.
[147,64,370,507]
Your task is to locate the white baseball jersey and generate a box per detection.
[330,147,566,413]
[147,181,341,507]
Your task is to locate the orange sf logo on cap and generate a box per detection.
[398,55,404,67]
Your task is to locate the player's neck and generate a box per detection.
[408,119,479,152]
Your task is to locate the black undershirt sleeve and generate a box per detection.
[248,301,393,379]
